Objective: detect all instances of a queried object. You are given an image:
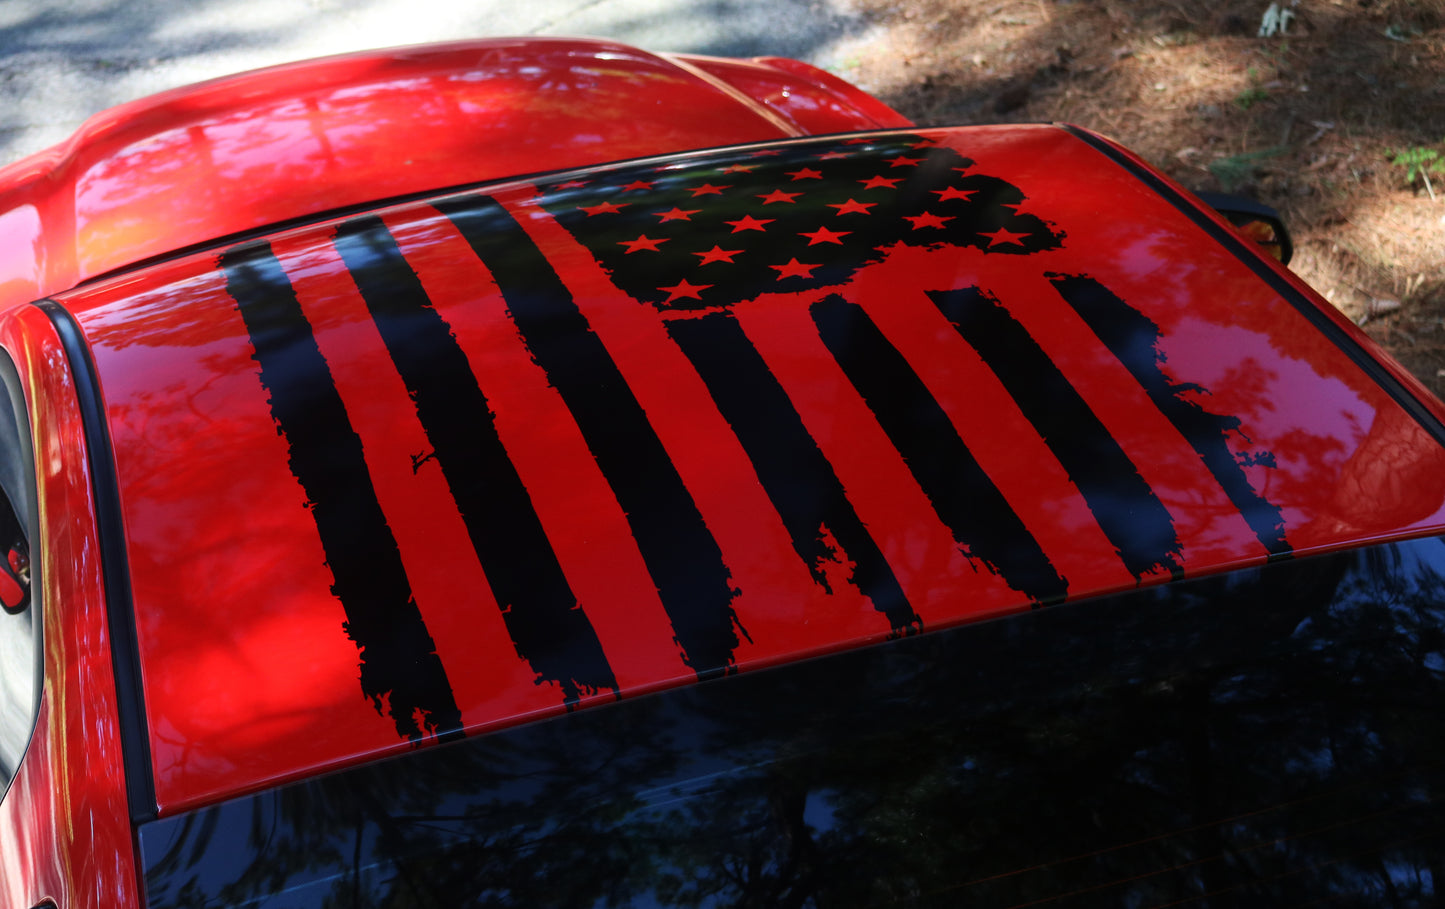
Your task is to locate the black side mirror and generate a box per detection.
[1195,191,1293,266]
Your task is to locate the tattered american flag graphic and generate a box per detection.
[534,134,1063,311]
[222,130,1290,744]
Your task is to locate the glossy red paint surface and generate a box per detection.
[0,304,139,908]
[672,53,913,134]
[1086,128,1445,432]
[53,124,1445,816]
[0,38,903,311]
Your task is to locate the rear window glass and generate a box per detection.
[0,348,38,798]
[139,536,1445,907]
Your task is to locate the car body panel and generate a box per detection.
[47,124,1445,815]
[1079,127,1445,430]
[0,38,905,313]
[0,304,139,909]
[672,53,912,135]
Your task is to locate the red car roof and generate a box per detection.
[52,124,1445,814]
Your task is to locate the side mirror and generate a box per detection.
[1195,192,1293,266]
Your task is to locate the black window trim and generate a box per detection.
[37,300,156,823]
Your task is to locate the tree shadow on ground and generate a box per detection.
[848,0,1445,395]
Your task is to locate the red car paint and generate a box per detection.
[0,303,139,909]
[46,122,1445,816]
[0,38,902,909]
[0,37,1442,909]
[0,37,904,313]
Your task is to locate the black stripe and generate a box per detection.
[434,196,743,676]
[930,287,1183,582]
[219,243,463,741]
[39,301,158,822]
[811,295,1069,604]
[1050,275,1292,557]
[1061,124,1445,474]
[330,218,618,702]
[666,310,922,636]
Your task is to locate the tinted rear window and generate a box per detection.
[139,537,1445,907]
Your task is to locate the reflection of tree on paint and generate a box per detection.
[143,538,1445,908]
[1297,405,1445,542]
[1048,274,1291,557]
[1128,219,1373,393]
[932,284,1186,581]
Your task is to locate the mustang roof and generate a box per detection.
[54,125,1445,813]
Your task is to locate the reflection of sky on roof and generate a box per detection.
[1162,315,1371,528]
[1165,316,1369,436]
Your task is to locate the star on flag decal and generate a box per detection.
[659,278,712,303]
[800,226,850,246]
[727,216,772,233]
[578,201,626,216]
[904,213,954,230]
[537,132,1065,311]
[695,246,744,265]
[618,234,667,253]
[981,227,1031,247]
[758,189,802,205]
[770,259,820,279]
[657,207,701,223]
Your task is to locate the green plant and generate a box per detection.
[1233,63,1276,111]
[1390,145,1444,201]
[1234,87,1269,110]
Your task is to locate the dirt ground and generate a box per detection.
[837,0,1445,396]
